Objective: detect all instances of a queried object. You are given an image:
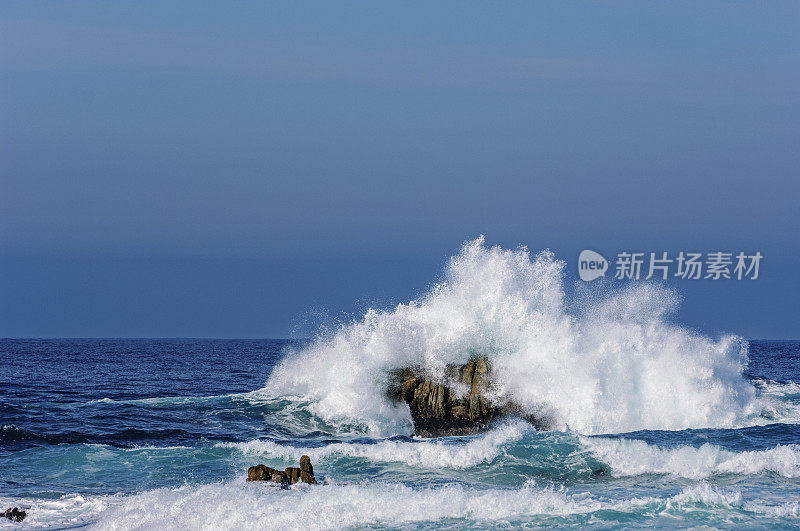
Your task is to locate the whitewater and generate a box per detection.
[266,236,757,436]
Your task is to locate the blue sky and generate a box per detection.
[1,1,798,338]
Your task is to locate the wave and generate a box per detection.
[76,391,261,407]
[747,378,800,426]
[263,237,758,436]
[754,378,800,398]
[221,421,800,480]
[0,424,201,449]
[0,493,107,529]
[91,481,637,529]
[77,392,369,437]
[8,480,796,530]
[582,436,800,479]
[219,420,532,469]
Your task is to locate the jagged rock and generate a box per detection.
[247,464,289,489]
[247,456,316,486]
[389,356,544,437]
[299,454,317,484]
[246,464,273,481]
[2,507,26,522]
[285,466,301,484]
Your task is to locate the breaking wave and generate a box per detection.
[9,480,793,530]
[582,436,800,479]
[264,237,758,435]
[218,420,532,469]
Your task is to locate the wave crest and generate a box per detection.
[583,436,800,479]
[219,420,531,469]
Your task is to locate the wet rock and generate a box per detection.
[285,466,301,484]
[247,456,316,487]
[247,464,289,488]
[2,507,26,522]
[299,454,317,484]
[389,356,545,437]
[246,464,271,481]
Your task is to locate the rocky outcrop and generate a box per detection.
[299,455,317,484]
[247,455,317,487]
[285,466,301,485]
[389,356,544,437]
[247,464,291,488]
[2,507,26,522]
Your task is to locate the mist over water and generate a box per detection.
[266,237,757,436]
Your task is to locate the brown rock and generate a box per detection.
[246,464,270,481]
[388,356,545,437]
[247,457,318,487]
[247,464,289,488]
[2,507,26,522]
[299,454,317,484]
[285,467,301,484]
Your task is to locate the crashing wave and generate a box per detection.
[264,237,757,436]
[582,436,800,478]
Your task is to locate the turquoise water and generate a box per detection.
[2,338,800,529]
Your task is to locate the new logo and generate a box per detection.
[578,250,608,282]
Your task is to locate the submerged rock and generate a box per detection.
[247,455,317,486]
[2,507,26,522]
[389,356,544,437]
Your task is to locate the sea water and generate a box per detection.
[2,239,799,529]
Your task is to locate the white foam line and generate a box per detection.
[218,421,532,469]
[582,436,800,479]
[5,479,794,529]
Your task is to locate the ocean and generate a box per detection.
[2,241,800,529]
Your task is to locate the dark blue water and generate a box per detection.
[2,339,800,529]
[2,339,290,451]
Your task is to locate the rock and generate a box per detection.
[388,356,545,437]
[389,356,495,437]
[246,464,272,481]
[247,464,289,489]
[2,507,26,522]
[247,456,316,486]
[299,454,317,484]
[285,466,301,484]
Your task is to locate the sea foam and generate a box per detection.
[87,482,622,530]
[43,480,779,530]
[582,436,800,479]
[264,237,757,436]
[218,420,531,469]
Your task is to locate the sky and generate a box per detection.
[1,1,798,339]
